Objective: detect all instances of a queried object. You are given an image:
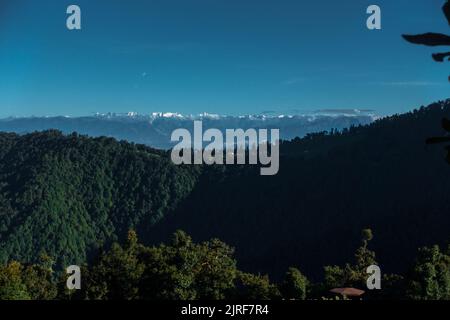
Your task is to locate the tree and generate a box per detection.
[281,267,309,300]
[139,230,238,300]
[21,264,57,300]
[354,229,376,275]
[323,229,377,290]
[192,238,238,299]
[82,230,145,300]
[233,272,281,300]
[0,261,30,300]
[407,245,450,300]
[75,230,240,300]
[0,255,57,300]
[139,231,203,300]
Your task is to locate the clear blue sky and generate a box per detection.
[0,0,448,117]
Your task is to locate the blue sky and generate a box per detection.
[0,0,448,117]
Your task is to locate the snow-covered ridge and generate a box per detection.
[91,109,378,122]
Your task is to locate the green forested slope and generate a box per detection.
[0,130,199,268]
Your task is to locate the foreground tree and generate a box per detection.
[323,229,377,290]
[139,230,238,300]
[0,262,30,300]
[233,272,281,300]
[76,230,245,300]
[80,230,145,300]
[407,244,450,300]
[280,267,309,300]
[0,256,57,300]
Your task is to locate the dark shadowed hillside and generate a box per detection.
[149,99,450,280]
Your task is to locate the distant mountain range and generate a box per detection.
[0,111,377,149]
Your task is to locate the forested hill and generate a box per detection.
[0,130,199,268]
[150,99,450,280]
[0,100,450,281]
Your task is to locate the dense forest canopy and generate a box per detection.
[0,130,199,268]
[1,229,449,300]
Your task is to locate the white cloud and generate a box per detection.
[281,77,305,86]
